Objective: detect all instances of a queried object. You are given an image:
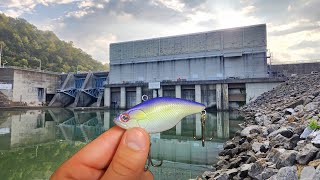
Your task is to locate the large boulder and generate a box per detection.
[267,148,297,168]
[296,144,319,165]
[300,166,316,180]
[268,166,298,180]
[268,128,294,138]
[240,125,261,137]
[248,160,266,178]
[304,102,319,112]
[300,127,314,139]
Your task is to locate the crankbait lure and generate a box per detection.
[113,97,206,133]
[113,97,206,171]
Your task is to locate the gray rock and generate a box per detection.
[268,128,294,138]
[312,133,320,148]
[296,140,307,151]
[212,173,229,180]
[269,112,281,123]
[256,168,278,180]
[285,108,295,115]
[239,163,253,178]
[268,148,297,168]
[252,142,264,153]
[248,160,266,178]
[223,141,236,149]
[203,171,216,178]
[225,168,238,177]
[312,116,319,120]
[273,166,298,180]
[300,127,314,139]
[241,125,261,137]
[294,104,304,112]
[266,124,281,134]
[270,134,289,147]
[296,144,319,164]
[255,115,271,125]
[304,102,319,112]
[285,134,300,150]
[300,166,316,180]
[316,151,320,159]
[308,130,320,139]
[228,157,242,168]
[312,165,320,180]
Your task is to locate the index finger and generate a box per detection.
[66,126,125,169]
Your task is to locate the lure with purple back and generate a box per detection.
[113,97,206,133]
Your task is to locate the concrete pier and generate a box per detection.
[216,84,222,110]
[158,88,163,97]
[175,85,181,98]
[153,90,158,98]
[120,87,126,109]
[195,85,201,103]
[216,84,229,110]
[136,87,142,104]
[104,88,111,108]
[222,84,229,110]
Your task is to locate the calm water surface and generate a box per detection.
[0,109,244,180]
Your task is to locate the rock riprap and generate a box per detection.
[202,74,320,180]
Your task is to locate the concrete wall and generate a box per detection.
[245,82,281,103]
[109,24,267,84]
[271,62,320,76]
[10,68,60,106]
[110,53,267,83]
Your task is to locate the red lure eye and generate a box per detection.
[120,113,130,122]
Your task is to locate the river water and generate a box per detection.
[0,109,243,180]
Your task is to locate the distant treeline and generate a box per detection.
[0,13,108,72]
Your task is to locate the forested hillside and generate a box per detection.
[0,13,108,72]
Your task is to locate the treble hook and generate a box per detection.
[144,143,163,171]
[193,110,206,147]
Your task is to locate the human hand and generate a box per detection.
[50,126,153,180]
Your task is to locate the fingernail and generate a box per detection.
[125,128,147,151]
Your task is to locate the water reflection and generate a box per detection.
[0,109,243,180]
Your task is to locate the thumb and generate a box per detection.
[102,127,152,180]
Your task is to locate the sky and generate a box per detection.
[0,0,319,64]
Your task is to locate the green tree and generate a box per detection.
[0,13,108,73]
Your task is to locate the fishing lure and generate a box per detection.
[113,97,206,133]
[113,97,207,170]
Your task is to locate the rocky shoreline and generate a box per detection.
[202,74,320,180]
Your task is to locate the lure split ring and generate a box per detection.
[141,95,148,101]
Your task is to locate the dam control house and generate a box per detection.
[105,24,283,110]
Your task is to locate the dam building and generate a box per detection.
[105,24,284,110]
[0,67,60,106]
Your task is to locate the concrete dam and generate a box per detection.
[105,24,286,110]
[49,72,108,107]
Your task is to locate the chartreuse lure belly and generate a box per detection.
[113,97,206,133]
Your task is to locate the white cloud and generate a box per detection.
[66,9,93,18]
[241,5,256,14]
[77,33,117,63]
[0,0,79,17]
[0,9,24,18]
[153,0,185,12]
